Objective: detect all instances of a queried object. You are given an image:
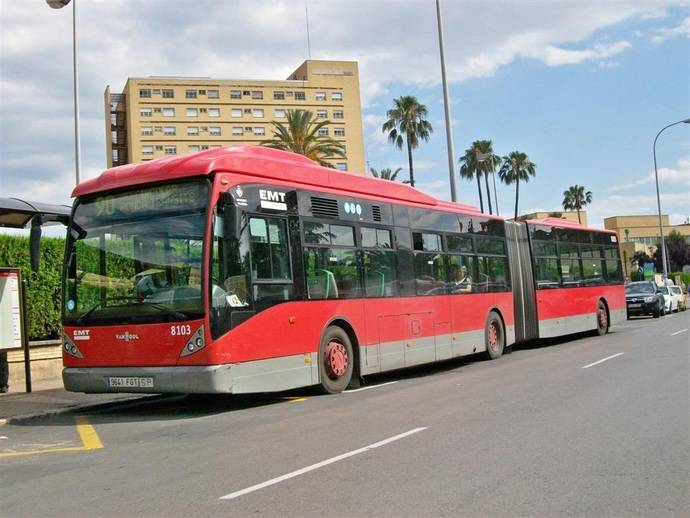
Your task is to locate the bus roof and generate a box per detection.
[73,146,489,216]
[525,217,617,235]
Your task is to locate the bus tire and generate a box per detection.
[485,312,505,360]
[594,300,608,336]
[318,326,354,394]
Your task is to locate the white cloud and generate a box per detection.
[651,16,690,43]
[605,158,690,192]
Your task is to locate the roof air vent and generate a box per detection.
[311,197,339,219]
[372,205,382,222]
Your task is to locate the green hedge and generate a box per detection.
[670,272,690,287]
[0,234,65,340]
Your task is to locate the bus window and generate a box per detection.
[414,253,445,295]
[581,245,604,285]
[361,226,397,297]
[305,248,359,299]
[559,243,582,287]
[447,255,474,293]
[604,247,623,284]
[534,257,560,289]
[249,217,290,280]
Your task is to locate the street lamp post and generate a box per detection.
[435,0,458,202]
[46,0,81,186]
[652,118,690,281]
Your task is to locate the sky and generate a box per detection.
[1,0,689,230]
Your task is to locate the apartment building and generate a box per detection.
[604,215,690,246]
[104,60,365,173]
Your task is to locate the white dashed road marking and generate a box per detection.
[582,353,624,369]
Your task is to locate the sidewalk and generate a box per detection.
[0,382,151,424]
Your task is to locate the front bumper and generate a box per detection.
[626,300,657,315]
[63,365,234,394]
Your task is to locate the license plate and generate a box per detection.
[107,376,154,388]
[628,303,642,308]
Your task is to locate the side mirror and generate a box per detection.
[29,216,42,272]
[219,192,242,240]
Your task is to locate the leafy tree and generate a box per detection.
[562,184,593,224]
[382,96,433,187]
[370,167,403,181]
[475,140,501,215]
[459,147,484,212]
[260,109,345,167]
[655,230,690,272]
[498,151,536,219]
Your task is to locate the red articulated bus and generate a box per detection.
[61,146,625,394]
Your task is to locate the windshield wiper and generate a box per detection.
[74,298,190,325]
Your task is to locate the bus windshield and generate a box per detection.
[64,181,209,325]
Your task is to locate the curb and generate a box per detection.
[0,394,167,426]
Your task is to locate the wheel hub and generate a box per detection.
[488,323,498,350]
[598,307,607,329]
[324,340,348,379]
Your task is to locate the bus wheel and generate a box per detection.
[485,312,505,360]
[594,301,608,336]
[319,326,354,394]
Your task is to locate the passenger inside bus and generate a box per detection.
[450,265,472,293]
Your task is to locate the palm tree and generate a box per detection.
[562,184,592,224]
[473,140,502,215]
[382,96,433,187]
[370,167,403,181]
[260,109,345,167]
[459,147,484,212]
[498,151,536,219]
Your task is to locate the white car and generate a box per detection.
[657,285,678,313]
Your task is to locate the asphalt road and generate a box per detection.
[2,312,689,517]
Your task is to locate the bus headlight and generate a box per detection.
[180,325,205,357]
[62,333,84,359]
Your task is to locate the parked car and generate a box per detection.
[657,285,678,313]
[625,281,664,318]
[670,285,686,311]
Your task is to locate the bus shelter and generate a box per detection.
[0,197,70,392]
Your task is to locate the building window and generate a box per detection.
[274,108,286,118]
[230,90,242,99]
[140,127,153,136]
[315,92,326,101]
[232,127,244,135]
[252,108,264,118]
[188,145,200,152]
[164,145,177,155]
[139,108,153,117]
[185,89,197,99]
[163,126,176,136]
[253,127,265,136]
[331,92,343,101]
[231,108,243,118]
[201,145,210,150]
[162,89,174,98]
[207,108,220,117]
[142,146,154,155]
[139,89,151,98]
[333,110,344,119]
[207,89,219,99]
[274,91,285,100]
[251,90,263,100]
[334,128,345,137]
[294,91,305,100]
[318,128,329,136]
[186,108,198,117]
[187,127,199,136]
[162,107,175,117]
[209,127,221,136]
[316,110,327,119]
[336,163,348,171]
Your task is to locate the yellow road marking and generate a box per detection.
[0,415,103,459]
[281,397,306,403]
[75,415,104,450]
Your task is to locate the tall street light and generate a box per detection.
[46,0,81,186]
[435,0,458,202]
[652,118,690,281]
